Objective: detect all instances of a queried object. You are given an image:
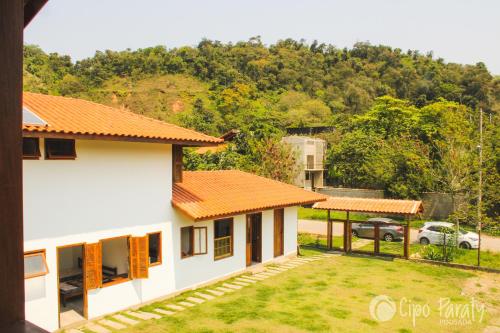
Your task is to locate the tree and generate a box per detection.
[251,139,300,184]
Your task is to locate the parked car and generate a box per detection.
[351,217,404,242]
[417,221,479,249]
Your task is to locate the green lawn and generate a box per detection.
[356,241,500,270]
[108,251,497,333]
[298,207,370,221]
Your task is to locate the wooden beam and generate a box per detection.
[24,0,48,27]
[374,223,380,254]
[0,0,25,325]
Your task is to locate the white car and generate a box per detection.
[417,221,479,249]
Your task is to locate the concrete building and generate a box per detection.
[22,93,325,331]
[282,136,327,191]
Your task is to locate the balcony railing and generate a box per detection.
[305,163,325,170]
[214,236,232,259]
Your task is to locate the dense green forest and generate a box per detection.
[23,38,499,228]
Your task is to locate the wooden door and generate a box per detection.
[274,209,284,257]
[246,215,252,266]
[251,214,262,263]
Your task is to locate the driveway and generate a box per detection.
[298,219,500,252]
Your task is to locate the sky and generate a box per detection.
[25,0,500,74]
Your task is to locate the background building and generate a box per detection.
[282,136,326,191]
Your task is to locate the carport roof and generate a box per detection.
[312,196,423,215]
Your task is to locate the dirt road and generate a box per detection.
[298,219,500,252]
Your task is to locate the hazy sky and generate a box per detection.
[25,0,500,74]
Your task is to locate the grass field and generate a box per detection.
[106,249,498,333]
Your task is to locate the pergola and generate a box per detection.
[312,197,423,259]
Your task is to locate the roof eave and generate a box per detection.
[22,130,222,147]
[172,197,327,222]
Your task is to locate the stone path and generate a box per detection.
[72,253,335,333]
[99,319,127,330]
[112,314,139,325]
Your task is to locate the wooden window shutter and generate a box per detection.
[84,243,102,290]
[130,236,149,279]
[172,145,183,183]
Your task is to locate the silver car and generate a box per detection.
[351,217,404,242]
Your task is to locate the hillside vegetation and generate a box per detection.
[23,39,499,228]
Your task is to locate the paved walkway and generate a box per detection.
[66,253,336,333]
[298,219,500,252]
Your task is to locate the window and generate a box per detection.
[181,226,207,258]
[214,218,233,260]
[24,250,48,279]
[101,236,130,286]
[45,138,76,159]
[172,145,183,183]
[181,227,193,258]
[23,137,40,159]
[306,155,314,169]
[148,232,162,266]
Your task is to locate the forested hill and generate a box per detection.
[23,39,499,226]
[24,39,498,132]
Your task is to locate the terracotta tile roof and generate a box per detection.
[22,92,222,145]
[172,170,327,221]
[313,197,423,215]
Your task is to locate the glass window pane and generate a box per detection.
[215,219,231,238]
[148,233,160,264]
[214,219,232,259]
[24,253,47,278]
[181,227,193,257]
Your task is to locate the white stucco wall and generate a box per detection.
[23,139,174,331]
[23,138,298,332]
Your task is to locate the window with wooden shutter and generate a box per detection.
[130,236,149,279]
[172,145,183,183]
[84,243,102,290]
[24,249,48,279]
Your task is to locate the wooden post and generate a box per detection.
[374,223,380,254]
[343,219,348,252]
[404,216,410,259]
[346,211,352,252]
[326,210,332,249]
[0,0,25,326]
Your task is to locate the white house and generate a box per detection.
[282,136,327,190]
[21,92,326,332]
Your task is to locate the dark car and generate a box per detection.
[351,218,404,242]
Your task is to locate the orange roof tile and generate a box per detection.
[172,170,327,221]
[22,92,222,145]
[313,197,423,215]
